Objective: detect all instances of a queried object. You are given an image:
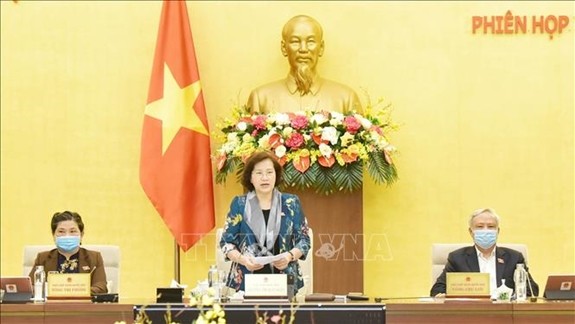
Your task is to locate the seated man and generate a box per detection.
[29,211,108,294]
[430,208,539,297]
[247,15,362,114]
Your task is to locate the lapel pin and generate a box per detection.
[497,258,504,264]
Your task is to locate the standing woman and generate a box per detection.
[29,211,108,294]
[220,151,311,293]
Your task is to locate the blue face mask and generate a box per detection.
[55,236,81,253]
[473,229,498,249]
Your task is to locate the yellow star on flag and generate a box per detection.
[145,63,208,154]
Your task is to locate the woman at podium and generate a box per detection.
[220,151,311,293]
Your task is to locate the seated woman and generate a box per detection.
[28,211,108,294]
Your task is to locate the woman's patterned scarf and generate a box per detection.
[244,188,282,256]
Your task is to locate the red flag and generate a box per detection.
[140,0,214,252]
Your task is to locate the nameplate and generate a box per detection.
[244,274,288,300]
[47,273,91,298]
[446,272,490,297]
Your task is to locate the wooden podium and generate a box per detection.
[289,187,363,294]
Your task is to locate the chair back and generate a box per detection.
[22,245,121,293]
[215,227,314,295]
[431,243,528,284]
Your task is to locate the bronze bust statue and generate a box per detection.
[247,15,362,114]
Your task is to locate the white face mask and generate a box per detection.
[473,229,497,249]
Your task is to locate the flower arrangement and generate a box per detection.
[123,289,297,324]
[128,290,226,324]
[214,98,399,195]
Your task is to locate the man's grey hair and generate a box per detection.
[468,208,500,228]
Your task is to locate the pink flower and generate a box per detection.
[290,115,309,130]
[344,116,362,134]
[253,115,267,130]
[285,132,305,149]
[370,125,383,135]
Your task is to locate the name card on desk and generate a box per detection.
[47,273,91,299]
[244,274,288,300]
[446,272,490,297]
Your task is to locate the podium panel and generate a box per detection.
[290,187,363,294]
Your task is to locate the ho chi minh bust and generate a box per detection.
[247,15,362,114]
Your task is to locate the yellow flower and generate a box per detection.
[347,144,360,155]
[201,294,214,306]
[340,132,355,147]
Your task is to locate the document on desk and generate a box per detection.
[254,254,284,265]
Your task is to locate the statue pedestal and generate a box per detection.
[290,187,363,295]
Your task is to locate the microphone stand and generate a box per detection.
[221,243,247,303]
[525,267,537,302]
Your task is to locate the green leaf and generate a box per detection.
[332,162,363,193]
[215,157,242,184]
[366,152,398,185]
[313,165,336,195]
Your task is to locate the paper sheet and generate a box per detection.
[254,254,285,265]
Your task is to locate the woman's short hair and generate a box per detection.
[241,151,283,191]
[51,211,84,234]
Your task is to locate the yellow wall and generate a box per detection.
[1,1,573,299]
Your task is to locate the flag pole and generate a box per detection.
[174,240,181,283]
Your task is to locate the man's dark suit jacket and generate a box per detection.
[430,245,539,297]
[28,247,108,294]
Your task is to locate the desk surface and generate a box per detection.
[136,301,385,324]
[2,299,574,324]
[1,302,133,324]
[385,299,575,324]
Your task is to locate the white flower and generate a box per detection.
[274,113,291,125]
[275,145,287,158]
[358,116,372,129]
[311,113,328,125]
[236,121,247,131]
[321,126,339,145]
[319,143,333,157]
[258,134,271,149]
[227,132,239,143]
[329,112,344,126]
[282,127,294,136]
[221,142,237,154]
[384,144,396,153]
[373,133,389,149]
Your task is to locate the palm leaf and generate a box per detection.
[366,152,398,185]
[332,162,363,193]
[215,157,242,184]
[314,165,337,195]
